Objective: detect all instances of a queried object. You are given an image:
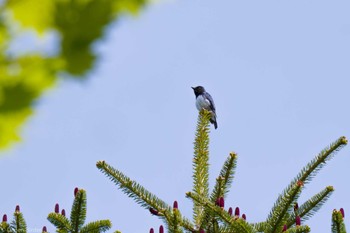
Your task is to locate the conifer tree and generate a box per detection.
[97,110,348,232]
[1,188,112,233]
[47,188,112,233]
[0,205,26,233]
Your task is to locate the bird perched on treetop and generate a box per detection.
[192,86,218,129]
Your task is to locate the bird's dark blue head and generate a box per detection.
[192,86,206,97]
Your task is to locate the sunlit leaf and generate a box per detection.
[0,0,147,149]
[5,0,55,32]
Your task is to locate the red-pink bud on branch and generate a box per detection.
[55,203,59,213]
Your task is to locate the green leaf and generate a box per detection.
[0,55,60,149]
[5,0,55,32]
[0,0,147,149]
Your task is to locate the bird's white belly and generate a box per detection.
[196,95,211,111]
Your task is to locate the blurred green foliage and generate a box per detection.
[0,0,146,149]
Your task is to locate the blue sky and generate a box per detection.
[1,0,350,232]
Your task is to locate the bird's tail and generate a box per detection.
[210,118,218,129]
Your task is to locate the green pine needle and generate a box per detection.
[265,137,347,233]
[71,189,87,233]
[0,221,11,233]
[47,213,71,232]
[265,181,304,233]
[192,110,211,225]
[200,152,237,230]
[186,192,254,233]
[168,209,182,233]
[287,186,334,227]
[96,160,170,212]
[252,222,267,232]
[96,161,196,232]
[296,137,347,185]
[211,152,237,201]
[332,210,346,233]
[47,189,114,233]
[284,225,311,233]
[11,211,26,233]
[79,220,112,233]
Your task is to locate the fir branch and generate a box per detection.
[1,221,11,233]
[266,136,347,232]
[296,137,347,185]
[192,110,211,225]
[252,222,266,232]
[200,152,238,230]
[219,219,255,233]
[332,209,346,233]
[47,213,71,232]
[96,160,170,213]
[284,225,311,233]
[71,189,87,233]
[186,192,255,233]
[180,218,196,232]
[168,209,182,233]
[96,161,195,232]
[287,186,334,227]
[79,220,112,233]
[11,211,26,233]
[210,152,238,201]
[265,181,304,233]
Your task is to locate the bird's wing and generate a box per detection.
[203,92,216,112]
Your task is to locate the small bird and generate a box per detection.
[192,86,218,129]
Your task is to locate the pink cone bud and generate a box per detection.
[296,216,301,226]
[199,229,205,233]
[61,209,66,216]
[294,203,299,212]
[15,205,20,212]
[219,197,224,208]
[297,180,304,187]
[215,198,220,206]
[235,207,240,217]
[242,214,246,220]
[340,208,345,218]
[228,207,233,216]
[159,225,164,233]
[2,214,7,222]
[74,187,79,196]
[55,203,59,213]
[173,201,178,209]
[42,226,47,232]
[149,228,154,233]
[282,225,287,232]
[149,208,159,216]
